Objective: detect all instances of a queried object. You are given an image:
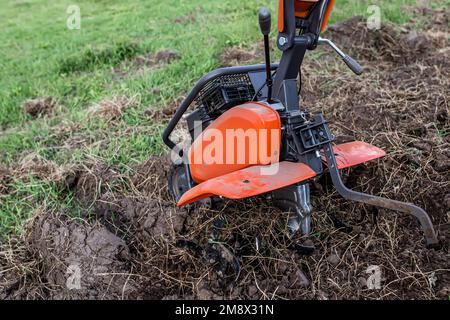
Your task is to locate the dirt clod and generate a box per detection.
[88,96,137,121]
[23,96,56,118]
[144,99,181,121]
[219,42,267,67]
[113,50,180,79]
[324,16,443,64]
[327,254,340,266]
[175,14,196,25]
[132,50,180,68]
[0,153,78,194]
[25,210,138,299]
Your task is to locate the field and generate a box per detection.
[0,0,449,299]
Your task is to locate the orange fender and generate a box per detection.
[322,141,386,169]
[177,161,317,207]
[188,102,281,183]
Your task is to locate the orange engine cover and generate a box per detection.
[278,0,335,33]
[188,102,281,183]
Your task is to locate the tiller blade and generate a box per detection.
[322,143,439,248]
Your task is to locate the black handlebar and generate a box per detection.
[342,55,364,75]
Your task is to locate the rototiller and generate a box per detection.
[162,0,438,249]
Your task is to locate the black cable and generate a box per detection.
[298,64,302,95]
[252,69,277,102]
[297,29,303,96]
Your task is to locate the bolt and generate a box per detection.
[278,36,287,46]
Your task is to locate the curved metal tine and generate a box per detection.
[322,143,439,248]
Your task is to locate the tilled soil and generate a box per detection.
[1,13,449,300]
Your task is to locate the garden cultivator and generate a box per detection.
[163,0,439,250]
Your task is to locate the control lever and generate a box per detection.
[318,37,364,75]
[258,7,273,103]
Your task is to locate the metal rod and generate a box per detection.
[322,143,439,247]
[318,37,345,58]
[263,35,273,103]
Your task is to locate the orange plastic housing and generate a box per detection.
[294,0,318,18]
[320,0,334,31]
[188,102,281,183]
[278,0,335,32]
[278,0,286,31]
[178,161,317,206]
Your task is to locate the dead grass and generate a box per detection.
[88,96,138,121]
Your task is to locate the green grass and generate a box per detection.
[0,0,447,236]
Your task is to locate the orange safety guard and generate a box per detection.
[278,0,335,33]
[322,141,386,169]
[188,102,281,183]
[177,161,317,206]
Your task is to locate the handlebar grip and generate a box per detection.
[258,7,271,36]
[342,55,364,75]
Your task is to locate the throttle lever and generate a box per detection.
[318,37,364,75]
[259,7,273,103]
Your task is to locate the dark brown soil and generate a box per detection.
[131,50,180,68]
[0,164,12,194]
[411,7,449,32]
[23,96,56,118]
[1,14,449,300]
[113,50,180,79]
[219,42,266,67]
[174,13,197,25]
[143,99,181,122]
[0,153,78,193]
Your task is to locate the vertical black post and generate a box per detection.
[259,7,273,103]
[263,34,273,103]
